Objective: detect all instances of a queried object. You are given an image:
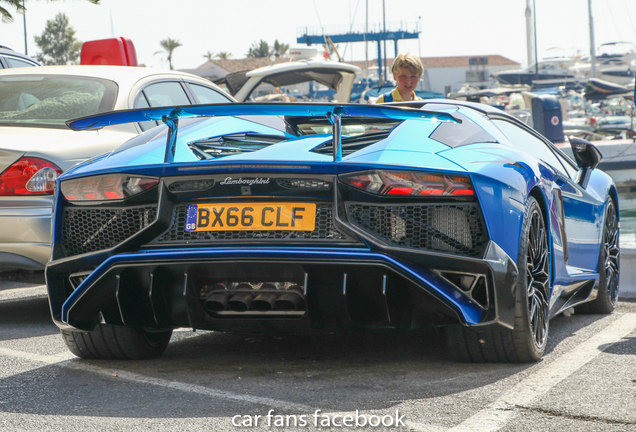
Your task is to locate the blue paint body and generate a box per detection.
[48,101,617,335]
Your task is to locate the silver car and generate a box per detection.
[0,65,234,270]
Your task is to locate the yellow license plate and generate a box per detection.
[185,203,317,232]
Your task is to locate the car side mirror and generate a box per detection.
[569,136,602,189]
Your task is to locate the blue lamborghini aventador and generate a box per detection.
[46,101,619,363]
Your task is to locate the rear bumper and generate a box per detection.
[0,200,53,269]
[46,242,518,333]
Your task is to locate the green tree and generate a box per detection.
[33,13,82,65]
[155,38,182,70]
[246,40,289,59]
[272,40,289,57]
[0,0,100,23]
[203,51,231,61]
[246,40,271,58]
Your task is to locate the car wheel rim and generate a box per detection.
[604,201,620,306]
[526,209,549,349]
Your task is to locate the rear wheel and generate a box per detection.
[446,196,550,363]
[61,324,173,360]
[575,198,619,314]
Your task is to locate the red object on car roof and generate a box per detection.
[80,37,138,66]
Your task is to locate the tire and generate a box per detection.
[61,324,173,360]
[446,196,550,363]
[575,198,620,315]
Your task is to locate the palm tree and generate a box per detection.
[155,38,182,70]
[216,51,232,59]
[202,51,214,61]
[246,40,271,58]
[1,0,100,23]
[273,40,289,57]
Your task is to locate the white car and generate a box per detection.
[216,49,361,103]
[0,45,40,68]
[0,65,234,270]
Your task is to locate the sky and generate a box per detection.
[0,0,635,70]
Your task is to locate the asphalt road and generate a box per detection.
[0,275,635,432]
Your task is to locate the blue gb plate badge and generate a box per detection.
[185,204,198,232]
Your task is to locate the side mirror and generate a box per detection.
[568,136,602,188]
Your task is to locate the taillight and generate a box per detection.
[0,157,62,195]
[60,174,159,202]
[340,170,474,196]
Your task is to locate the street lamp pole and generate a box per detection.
[383,0,387,84]
[533,0,539,82]
[22,0,27,55]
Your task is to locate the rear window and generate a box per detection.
[429,112,498,147]
[0,75,117,128]
[5,57,38,68]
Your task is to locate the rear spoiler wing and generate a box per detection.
[66,102,460,163]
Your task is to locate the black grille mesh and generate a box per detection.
[347,202,488,257]
[62,206,157,256]
[276,179,330,190]
[154,203,348,243]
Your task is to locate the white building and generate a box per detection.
[352,55,521,95]
[186,54,521,98]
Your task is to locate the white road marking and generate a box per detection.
[0,346,75,364]
[2,313,635,423]
[62,361,315,411]
[0,339,313,412]
[0,285,47,302]
[405,422,448,432]
[448,313,636,432]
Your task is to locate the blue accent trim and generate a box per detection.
[66,102,460,131]
[162,114,179,163]
[61,248,484,325]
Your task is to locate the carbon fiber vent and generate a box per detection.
[155,204,349,243]
[347,202,488,257]
[62,206,157,256]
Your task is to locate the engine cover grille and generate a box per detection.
[154,203,349,243]
[346,202,488,257]
[62,206,157,257]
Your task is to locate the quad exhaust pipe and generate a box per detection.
[274,292,303,311]
[203,292,229,312]
[227,292,254,312]
[251,292,278,311]
[202,283,305,314]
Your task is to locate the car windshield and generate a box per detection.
[0,75,118,128]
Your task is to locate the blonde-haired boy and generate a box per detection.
[374,53,424,103]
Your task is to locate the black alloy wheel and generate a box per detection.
[602,199,621,308]
[522,199,550,354]
[445,196,550,363]
[576,198,620,314]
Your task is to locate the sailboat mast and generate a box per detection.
[588,0,597,78]
[365,0,368,90]
[525,0,534,67]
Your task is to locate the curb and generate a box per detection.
[620,243,636,299]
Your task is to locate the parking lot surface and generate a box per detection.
[0,275,635,431]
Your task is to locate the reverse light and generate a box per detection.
[61,174,159,202]
[340,170,475,196]
[0,157,62,195]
